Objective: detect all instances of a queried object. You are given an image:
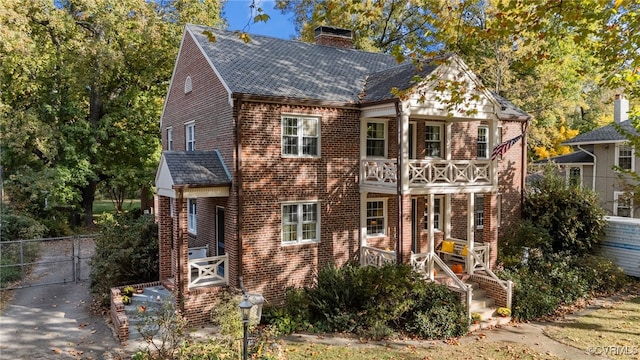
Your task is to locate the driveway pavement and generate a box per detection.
[0,280,134,359]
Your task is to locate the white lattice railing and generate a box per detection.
[188,254,228,288]
[360,246,396,267]
[470,251,513,309]
[362,159,492,188]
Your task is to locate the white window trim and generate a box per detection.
[366,198,387,237]
[185,121,195,151]
[566,166,583,186]
[475,194,484,229]
[281,115,321,158]
[281,201,320,245]
[170,198,175,218]
[614,191,633,217]
[424,195,443,231]
[477,125,489,159]
[187,198,197,234]
[184,75,193,94]
[615,143,634,171]
[424,121,444,159]
[166,127,173,151]
[366,120,387,159]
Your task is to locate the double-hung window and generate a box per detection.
[166,127,173,151]
[425,123,442,158]
[616,144,634,170]
[187,198,197,234]
[366,122,386,157]
[282,202,319,244]
[282,116,319,157]
[477,126,488,159]
[614,192,633,217]
[185,122,195,151]
[475,194,484,229]
[424,196,442,231]
[568,166,582,187]
[366,199,386,236]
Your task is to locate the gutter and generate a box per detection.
[577,145,597,191]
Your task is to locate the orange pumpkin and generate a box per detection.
[451,264,464,274]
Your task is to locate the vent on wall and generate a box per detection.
[185,76,193,94]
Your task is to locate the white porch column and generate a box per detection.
[360,192,368,248]
[446,122,452,161]
[427,193,435,280]
[444,194,451,239]
[467,193,475,275]
[399,105,411,193]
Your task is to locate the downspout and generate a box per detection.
[235,97,245,288]
[577,145,596,191]
[175,188,184,312]
[394,101,403,264]
[521,120,528,212]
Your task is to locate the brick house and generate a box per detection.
[154,25,530,325]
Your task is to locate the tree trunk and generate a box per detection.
[81,180,97,227]
[140,185,153,213]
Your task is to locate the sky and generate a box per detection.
[223,0,297,40]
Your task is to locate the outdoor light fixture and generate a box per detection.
[238,295,253,360]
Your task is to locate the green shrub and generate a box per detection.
[578,254,630,294]
[0,209,48,241]
[404,282,468,339]
[89,213,158,305]
[262,287,311,334]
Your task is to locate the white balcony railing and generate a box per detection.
[188,254,228,288]
[362,159,492,188]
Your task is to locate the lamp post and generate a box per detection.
[238,295,253,360]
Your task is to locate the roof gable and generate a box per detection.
[155,150,231,198]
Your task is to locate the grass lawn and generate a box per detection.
[544,295,640,359]
[282,341,561,360]
[93,199,140,215]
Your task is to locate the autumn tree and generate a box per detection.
[0,0,223,226]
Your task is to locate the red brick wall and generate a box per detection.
[238,102,361,304]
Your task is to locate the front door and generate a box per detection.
[216,206,225,275]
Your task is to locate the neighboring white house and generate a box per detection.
[537,95,638,217]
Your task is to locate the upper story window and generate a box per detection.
[477,126,489,159]
[425,123,442,158]
[187,198,197,234]
[424,196,443,231]
[185,122,195,151]
[282,116,319,157]
[366,199,386,236]
[475,194,484,229]
[166,127,173,151]
[282,201,320,244]
[366,122,386,157]
[614,192,633,217]
[184,76,193,94]
[568,166,582,187]
[616,144,634,170]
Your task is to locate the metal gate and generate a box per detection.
[0,234,97,290]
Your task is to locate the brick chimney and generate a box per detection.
[314,26,353,49]
[614,94,629,123]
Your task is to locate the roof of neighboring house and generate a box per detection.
[534,150,595,165]
[563,120,637,145]
[186,25,528,120]
[162,150,231,186]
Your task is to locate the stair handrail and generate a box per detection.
[430,253,473,317]
[470,251,513,309]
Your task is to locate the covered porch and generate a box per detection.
[155,150,234,325]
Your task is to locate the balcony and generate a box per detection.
[361,159,493,192]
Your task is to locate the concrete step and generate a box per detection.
[470,297,495,311]
[471,288,486,300]
[469,313,511,332]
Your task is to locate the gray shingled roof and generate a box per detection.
[534,150,594,164]
[163,150,231,186]
[187,24,529,120]
[564,120,637,145]
[188,24,399,103]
